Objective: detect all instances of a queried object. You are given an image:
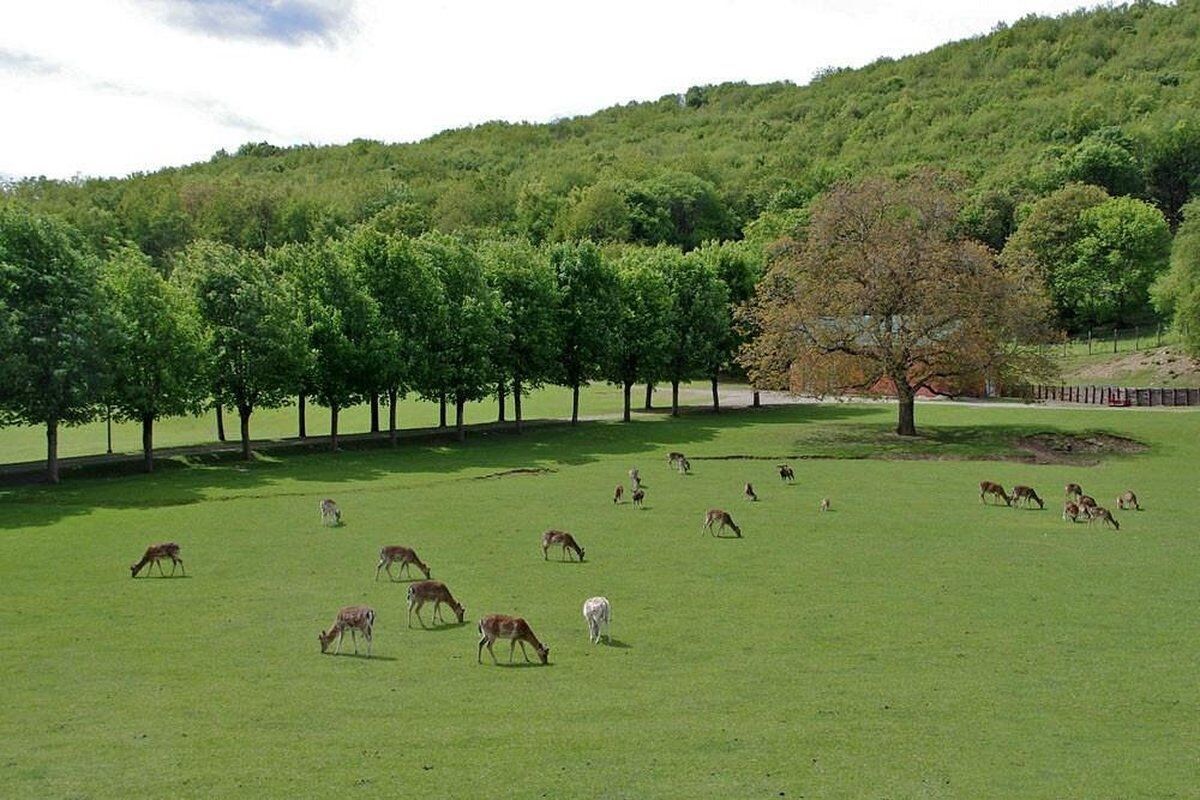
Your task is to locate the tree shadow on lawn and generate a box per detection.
[0,404,1114,529]
[324,652,399,662]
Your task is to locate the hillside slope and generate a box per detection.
[5,1,1200,259]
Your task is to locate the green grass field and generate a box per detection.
[2,401,1198,798]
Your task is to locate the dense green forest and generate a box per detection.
[5,0,1200,263]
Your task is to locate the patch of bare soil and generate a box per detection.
[473,467,556,480]
[1014,432,1147,465]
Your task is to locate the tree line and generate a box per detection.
[0,205,762,482]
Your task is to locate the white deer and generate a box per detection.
[582,596,611,644]
[319,498,342,526]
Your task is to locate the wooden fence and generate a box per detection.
[1020,384,1200,407]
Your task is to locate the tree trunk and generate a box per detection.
[45,418,59,484]
[513,378,523,433]
[455,395,466,442]
[297,393,307,439]
[497,381,506,423]
[711,374,720,412]
[571,384,580,425]
[439,392,447,428]
[238,405,252,460]
[644,383,654,410]
[671,381,680,417]
[753,390,761,408]
[370,392,380,434]
[142,413,154,474]
[216,404,226,442]
[330,403,340,452]
[623,380,633,422]
[388,388,398,446]
[896,381,917,437]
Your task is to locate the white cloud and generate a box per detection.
[0,0,1106,179]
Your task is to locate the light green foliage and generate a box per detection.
[417,234,502,410]
[101,246,207,426]
[661,249,730,388]
[607,249,672,410]
[173,240,306,452]
[1060,196,1171,326]
[554,182,632,243]
[480,239,561,398]
[1,404,1198,797]
[550,241,620,416]
[1153,199,1200,355]
[275,240,382,419]
[0,206,105,432]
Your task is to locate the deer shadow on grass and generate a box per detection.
[600,637,632,649]
[410,620,470,633]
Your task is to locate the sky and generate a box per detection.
[0,0,1102,181]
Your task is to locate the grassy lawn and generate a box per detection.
[1,402,1198,798]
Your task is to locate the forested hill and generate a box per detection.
[6,0,1200,260]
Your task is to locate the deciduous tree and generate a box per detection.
[742,173,1054,436]
[550,241,619,424]
[608,249,672,421]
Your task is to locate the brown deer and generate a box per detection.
[318,605,375,656]
[1078,494,1098,510]
[979,481,1011,506]
[703,509,742,537]
[629,468,641,490]
[632,488,645,507]
[375,546,431,581]
[406,580,465,627]
[1011,485,1045,509]
[1087,506,1120,530]
[1116,490,1140,511]
[613,484,624,504]
[477,614,550,665]
[667,452,685,467]
[130,543,184,578]
[820,497,831,512]
[1062,501,1082,522]
[777,464,795,483]
[1064,483,1083,499]
[541,530,585,562]
[744,482,758,501]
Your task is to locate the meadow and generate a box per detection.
[1,398,1198,798]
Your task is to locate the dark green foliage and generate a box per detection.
[1153,199,1200,355]
[607,249,672,420]
[101,246,207,471]
[0,206,106,481]
[550,241,620,423]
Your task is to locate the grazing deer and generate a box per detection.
[1087,506,1120,530]
[1078,494,1098,510]
[667,452,685,467]
[820,497,830,512]
[542,530,586,562]
[1116,490,1140,511]
[629,467,640,485]
[703,509,742,537]
[319,499,342,526]
[318,605,375,656]
[1011,485,1045,509]
[582,596,611,644]
[406,580,465,627]
[676,457,691,474]
[130,542,184,578]
[613,484,624,504]
[744,482,758,502]
[1064,483,1083,499]
[375,546,431,581]
[1062,501,1082,522]
[777,464,795,483]
[632,473,643,491]
[632,488,645,507]
[477,614,550,665]
[979,481,1011,506]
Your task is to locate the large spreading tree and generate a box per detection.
[0,207,106,483]
[742,172,1054,436]
[659,248,730,416]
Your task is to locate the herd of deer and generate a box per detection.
[979,480,1139,530]
[130,452,1131,667]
